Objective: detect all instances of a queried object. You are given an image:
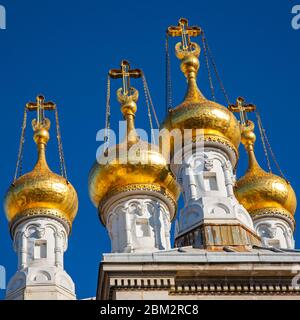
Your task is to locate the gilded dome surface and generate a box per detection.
[161,44,241,157]
[88,85,180,221]
[89,140,180,216]
[235,123,297,225]
[162,93,241,153]
[4,123,78,229]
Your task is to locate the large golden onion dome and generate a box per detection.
[235,122,297,228]
[89,84,180,223]
[4,98,78,232]
[161,30,241,161]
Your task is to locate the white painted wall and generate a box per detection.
[105,196,172,253]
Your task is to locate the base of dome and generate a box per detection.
[175,222,261,252]
[9,208,71,236]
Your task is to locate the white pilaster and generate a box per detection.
[6,217,76,300]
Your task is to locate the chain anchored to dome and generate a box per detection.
[89,61,180,226]
[229,97,288,181]
[235,116,297,228]
[13,95,68,183]
[104,60,159,148]
[162,19,242,164]
[6,95,78,233]
[165,18,232,108]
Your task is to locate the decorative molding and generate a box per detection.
[251,208,295,230]
[204,159,214,171]
[10,208,71,236]
[169,284,300,296]
[191,135,239,165]
[98,183,177,218]
[104,276,300,299]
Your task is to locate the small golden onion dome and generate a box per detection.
[235,122,297,228]
[4,119,78,231]
[161,42,241,161]
[89,88,180,223]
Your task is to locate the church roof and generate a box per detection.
[102,245,300,264]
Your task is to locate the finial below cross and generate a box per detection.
[167,18,202,51]
[109,60,142,96]
[26,95,56,126]
[228,97,256,126]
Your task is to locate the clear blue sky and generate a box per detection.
[0,0,299,300]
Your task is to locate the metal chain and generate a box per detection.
[104,75,111,147]
[13,107,28,183]
[255,110,272,173]
[203,34,231,105]
[142,73,156,144]
[202,33,216,101]
[142,73,159,127]
[255,110,287,180]
[55,107,68,180]
[165,35,173,113]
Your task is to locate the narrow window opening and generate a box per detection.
[34,240,47,259]
[203,172,218,191]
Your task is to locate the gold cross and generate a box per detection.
[228,97,256,126]
[109,60,142,96]
[167,18,202,51]
[26,95,56,125]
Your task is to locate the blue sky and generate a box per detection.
[0,0,299,299]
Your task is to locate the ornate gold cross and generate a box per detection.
[167,18,202,51]
[109,60,142,96]
[228,97,256,126]
[26,95,56,125]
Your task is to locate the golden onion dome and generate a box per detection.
[89,87,180,223]
[161,40,241,162]
[4,106,78,232]
[235,122,297,228]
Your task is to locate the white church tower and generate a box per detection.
[94,18,300,301]
[89,60,180,253]
[161,19,261,250]
[4,96,78,300]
